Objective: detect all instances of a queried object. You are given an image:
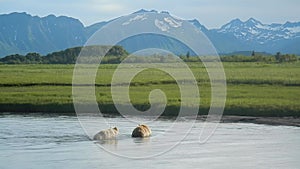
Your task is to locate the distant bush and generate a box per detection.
[275,52,298,62]
[220,54,298,63]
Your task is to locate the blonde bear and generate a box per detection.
[131,124,151,138]
[93,127,119,140]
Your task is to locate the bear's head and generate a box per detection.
[112,127,118,132]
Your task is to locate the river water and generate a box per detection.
[0,115,299,169]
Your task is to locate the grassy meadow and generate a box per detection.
[0,62,299,116]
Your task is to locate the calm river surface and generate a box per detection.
[0,114,299,169]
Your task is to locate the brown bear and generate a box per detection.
[93,127,119,140]
[131,124,151,138]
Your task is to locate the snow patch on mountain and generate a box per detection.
[163,17,182,28]
[122,14,147,25]
[154,19,169,32]
[286,26,300,33]
[154,16,183,32]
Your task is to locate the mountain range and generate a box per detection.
[0,10,299,57]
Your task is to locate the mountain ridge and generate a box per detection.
[0,10,299,57]
[0,12,86,57]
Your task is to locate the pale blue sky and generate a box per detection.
[0,0,299,28]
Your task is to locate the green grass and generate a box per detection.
[0,62,299,116]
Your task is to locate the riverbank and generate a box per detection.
[220,116,300,127]
[0,102,299,117]
[1,112,299,127]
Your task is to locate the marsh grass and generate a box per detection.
[0,62,299,116]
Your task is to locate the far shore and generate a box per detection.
[1,112,299,127]
[205,115,300,127]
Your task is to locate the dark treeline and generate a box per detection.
[180,52,299,63]
[0,46,128,64]
[220,52,299,63]
[0,47,299,64]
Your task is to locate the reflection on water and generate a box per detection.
[96,139,118,145]
[132,137,150,144]
[0,115,300,169]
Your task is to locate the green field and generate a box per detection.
[0,62,299,116]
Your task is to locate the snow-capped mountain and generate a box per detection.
[106,10,200,55]
[0,9,299,57]
[216,18,300,44]
[209,18,300,54]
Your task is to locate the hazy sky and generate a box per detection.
[1,0,299,28]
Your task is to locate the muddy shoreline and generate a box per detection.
[200,115,300,127]
[1,112,300,127]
